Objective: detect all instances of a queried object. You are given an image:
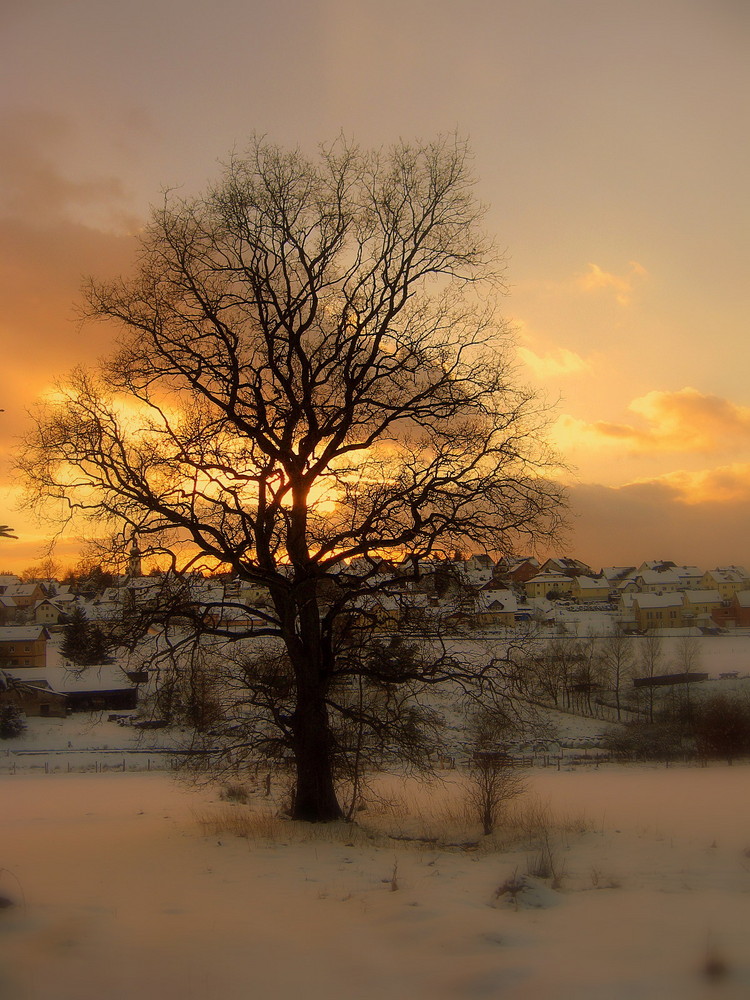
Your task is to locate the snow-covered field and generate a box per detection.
[2,760,749,1000]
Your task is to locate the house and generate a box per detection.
[495,557,540,584]
[15,665,139,712]
[0,596,16,625]
[0,670,67,718]
[600,566,636,585]
[537,557,593,579]
[0,626,51,669]
[473,588,517,628]
[464,554,495,574]
[571,576,610,603]
[632,594,683,631]
[701,568,750,600]
[33,599,67,626]
[672,566,704,590]
[713,590,750,628]
[681,590,722,626]
[634,569,680,594]
[610,578,639,604]
[2,583,47,609]
[524,573,575,600]
[637,560,677,574]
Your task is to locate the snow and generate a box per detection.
[2,761,749,999]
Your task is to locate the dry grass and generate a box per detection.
[194,802,368,846]
[195,804,287,841]
[194,773,592,857]
[219,782,250,804]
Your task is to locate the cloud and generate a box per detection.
[554,389,750,464]
[0,115,139,469]
[629,463,750,506]
[568,477,750,570]
[0,110,134,229]
[575,261,647,306]
[517,346,592,379]
[590,388,750,455]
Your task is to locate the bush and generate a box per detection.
[219,782,250,804]
[466,753,527,835]
[602,722,685,762]
[692,694,750,762]
[0,705,27,739]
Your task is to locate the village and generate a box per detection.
[1,549,749,727]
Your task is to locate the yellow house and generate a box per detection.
[681,589,722,624]
[474,589,517,627]
[0,626,51,669]
[524,573,574,600]
[700,569,749,600]
[571,576,610,603]
[632,594,683,631]
[634,570,680,594]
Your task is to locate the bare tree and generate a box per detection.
[673,634,701,721]
[19,135,564,821]
[638,631,663,723]
[466,707,527,835]
[601,626,634,721]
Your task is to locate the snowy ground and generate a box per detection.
[2,761,749,1000]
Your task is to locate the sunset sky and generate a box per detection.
[1,0,748,573]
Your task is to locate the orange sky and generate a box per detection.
[1,0,748,573]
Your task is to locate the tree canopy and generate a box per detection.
[20,136,564,820]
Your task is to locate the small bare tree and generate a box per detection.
[601,626,634,721]
[466,708,527,835]
[638,631,663,723]
[673,634,701,722]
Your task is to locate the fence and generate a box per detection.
[1,748,186,775]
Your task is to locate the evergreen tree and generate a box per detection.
[61,606,112,665]
[0,704,26,739]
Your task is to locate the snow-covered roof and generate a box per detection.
[3,583,43,597]
[0,625,51,641]
[574,576,609,590]
[637,569,679,585]
[673,566,703,579]
[476,589,517,613]
[682,590,721,605]
[600,567,636,583]
[706,568,748,584]
[11,664,136,694]
[632,593,683,609]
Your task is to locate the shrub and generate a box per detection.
[219,782,250,804]
[0,705,27,739]
[692,694,750,762]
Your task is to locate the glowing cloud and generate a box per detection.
[517,346,592,379]
[629,463,750,506]
[591,388,750,455]
[576,261,647,306]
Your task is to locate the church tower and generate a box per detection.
[127,536,142,579]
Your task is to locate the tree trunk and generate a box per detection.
[282,548,343,822]
[290,682,342,822]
